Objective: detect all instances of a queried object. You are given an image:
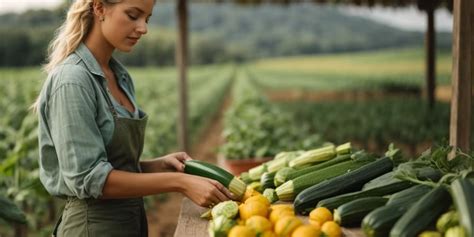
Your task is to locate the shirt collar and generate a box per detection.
[74,43,129,81]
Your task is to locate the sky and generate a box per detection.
[0,0,453,32]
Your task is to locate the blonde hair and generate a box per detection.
[44,0,122,73]
[32,0,120,111]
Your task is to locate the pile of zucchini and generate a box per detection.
[185,143,474,237]
[238,143,474,237]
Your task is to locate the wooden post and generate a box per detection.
[175,0,189,152]
[425,6,436,109]
[450,0,472,152]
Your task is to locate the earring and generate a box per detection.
[100,16,104,22]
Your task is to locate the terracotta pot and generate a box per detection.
[218,155,273,176]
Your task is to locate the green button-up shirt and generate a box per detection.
[38,43,140,199]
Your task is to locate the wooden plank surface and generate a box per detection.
[174,198,364,237]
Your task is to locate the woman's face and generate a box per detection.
[101,0,154,52]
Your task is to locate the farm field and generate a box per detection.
[249,47,452,92]
[1,47,469,236]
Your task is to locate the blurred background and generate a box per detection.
[0,0,468,236]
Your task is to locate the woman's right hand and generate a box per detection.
[180,174,236,208]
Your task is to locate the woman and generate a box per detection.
[35,0,234,236]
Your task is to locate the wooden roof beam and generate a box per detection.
[449,0,472,153]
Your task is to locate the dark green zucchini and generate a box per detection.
[362,184,433,237]
[334,197,388,227]
[184,160,247,199]
[390,186,452,237]
[260,172,276,190]
[317,179,413,210]
[294,156,394,215]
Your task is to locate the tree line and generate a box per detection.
[0,3,452,67]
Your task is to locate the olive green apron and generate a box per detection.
[52,78,148,237]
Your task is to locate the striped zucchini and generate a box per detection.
[276,153,352,187]
[362,184,433,237]
[450,178,474,237]
[390,186,452,237]
[288,144,337,168]
[276,158,374,201]
[334,197,388,227]
[317,179,412,210]
[260,172,276,190]
[294,157,394,214]
[184,160,247,199]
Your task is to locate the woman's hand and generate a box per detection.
[140,152,192,173]
[180,174,236,208]
[159,152,192,172]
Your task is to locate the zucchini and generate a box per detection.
[260,172,276,190]
[390,186,452,237]
[184,160,247,199]
[288,144,337,168]
[317,179,412,210]
[362,184,433,237]
[334,197,388,227]
[263,188,279,204]
[450,178,474,237]
[278,154,352,186]
[277,158,373,201]
[294,156,394,214]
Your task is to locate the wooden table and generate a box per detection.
[174,198,364,237]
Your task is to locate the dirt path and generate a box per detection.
[146,95,232,237]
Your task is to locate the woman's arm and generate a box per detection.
[101,170,235,207]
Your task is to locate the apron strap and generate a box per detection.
[51,214,63,237]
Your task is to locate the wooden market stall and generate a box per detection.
[172,0,472,236]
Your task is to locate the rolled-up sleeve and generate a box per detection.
[47,67,113,199]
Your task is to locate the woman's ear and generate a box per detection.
[92,0,105,22]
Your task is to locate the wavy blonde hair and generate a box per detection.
[32,0,120,111]
[44,0,122,73]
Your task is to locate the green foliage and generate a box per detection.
[219,69,324,160]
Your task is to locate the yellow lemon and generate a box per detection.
[239,201,269,220]
[309,207,333,224]
[308,219,322,230]
[270,204,293,211]
[260,230,277,237]
[246,216,272,234]
[291,225,321,237]
[274,216,303,237]
[228,225,256,237]
[245,194,270,207]
[321,221,342,237]
[270,208,295,224]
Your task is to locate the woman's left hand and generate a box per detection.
[159,152,192,172]
[141,152,192,173]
